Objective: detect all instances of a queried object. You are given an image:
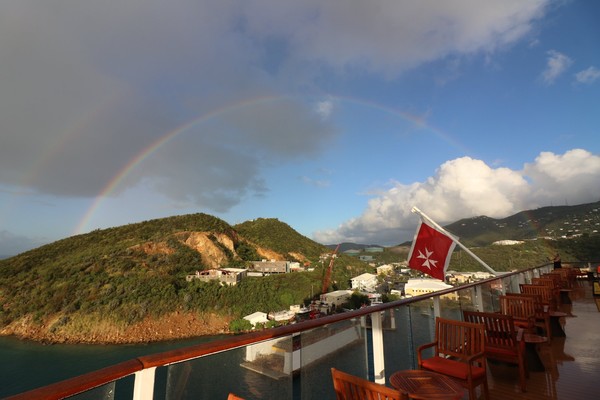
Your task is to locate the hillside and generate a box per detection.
[0,214,362,344]
[445,201,600,246]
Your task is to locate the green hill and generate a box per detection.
[0,213,368,343]
[445,201,600,246]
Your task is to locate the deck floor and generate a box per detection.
[472,278,600,400]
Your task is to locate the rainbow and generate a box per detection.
[73,94,467,235]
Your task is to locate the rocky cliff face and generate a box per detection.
[181,232,236,269]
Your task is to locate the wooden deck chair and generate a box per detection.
[532,277,561,304]
[499,295,537,333]
[417,317,489,400]
[503,293,551,340]
[331,368,406,400]
[463,310,527,392]
[520,284,557,311]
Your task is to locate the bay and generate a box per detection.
[0,334,224,398]
[1,308,434,399]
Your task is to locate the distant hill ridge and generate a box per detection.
[331,201,600,249]
[445,200,600,246]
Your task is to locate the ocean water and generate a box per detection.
[0,335,222,398]
[2,307,434,399]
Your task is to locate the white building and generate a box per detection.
[404,278,457,300]
[320,290,353,310]
[243,311,269,328]
[351,273,378,292]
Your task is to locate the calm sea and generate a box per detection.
[0,334,223,398]
[1,308,436,399]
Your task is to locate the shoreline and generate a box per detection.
[0,311,233,345]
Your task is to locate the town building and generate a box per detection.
[350,272,378,292]
[404,278,457,300]
[243,311,269,328]
[185,267,246,285]
[249,260,289,274]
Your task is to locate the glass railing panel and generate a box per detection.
[478,278,502,312]
[67,381,117,400]
[297,316,368,400]
[448,287,477,320]
[66,376,135,400]
[151,336,294,400]
[382,306,419,380]
[404,300,435,368]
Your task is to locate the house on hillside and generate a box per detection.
[249,260,289,275]
[320,290,353,312]
[351,273,378,292]
[186,268,246,285]
[243,311,269,328]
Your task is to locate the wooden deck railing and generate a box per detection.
[6,261,595,400]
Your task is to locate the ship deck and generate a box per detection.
[479,278,600,400]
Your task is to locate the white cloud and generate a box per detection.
[315,99,334,119]
[313,149,600,245]
[575,66,600,84]
[541,50,573,85]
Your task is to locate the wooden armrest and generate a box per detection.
[417,341,437,353]
[416,341,437,365]
[465,351,486,364]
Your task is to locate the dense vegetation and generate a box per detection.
[0,214,371,335]
[234,218,326,261]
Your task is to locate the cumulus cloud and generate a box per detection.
[314,149,600,245]
[0,1,550,212]
[575,66,600,84]
[541,50,573,85]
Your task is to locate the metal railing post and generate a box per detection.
[370,310,385,384]
[133,367,156,400]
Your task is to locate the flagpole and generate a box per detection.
[411,207,498,276]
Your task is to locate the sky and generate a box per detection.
[1,1,600,255]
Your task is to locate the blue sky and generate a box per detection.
[1,1,599,255]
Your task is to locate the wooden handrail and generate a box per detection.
[5,359,143,400]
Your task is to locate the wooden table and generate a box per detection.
[549,311,567,337]
[560,288,573,304]
[524,333,547,372]
[390,370,463,400]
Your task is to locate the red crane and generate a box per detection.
[321,244,340,294]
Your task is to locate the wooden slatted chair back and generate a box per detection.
[463,311,519,349]
[504,293,551,340]
[499,295,536,332]
[463,311,527,391]
[435,317,485,359]
[520,284,556,311]
[417,317,488,400]
[544,271,569,287]
[331,368,406,400]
